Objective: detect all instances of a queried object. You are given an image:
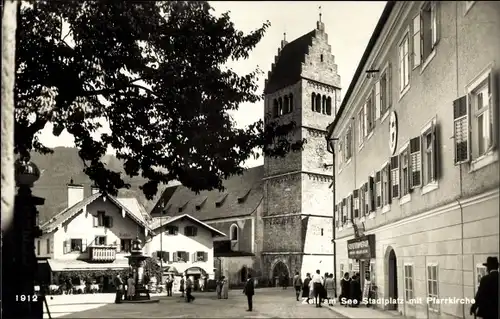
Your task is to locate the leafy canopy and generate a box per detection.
[15,1,304,198]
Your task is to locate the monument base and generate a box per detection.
[122,288,159,304]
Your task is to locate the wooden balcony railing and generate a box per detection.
[88,246,116,262]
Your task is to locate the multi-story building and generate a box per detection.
[36,181,153,291]
[326,1,499,318]
[150,17,341,287]
[146,214,226,281]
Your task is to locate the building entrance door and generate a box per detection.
[387,249,398,310]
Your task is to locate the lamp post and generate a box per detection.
[3,157,45,318]
[325,136,338,298]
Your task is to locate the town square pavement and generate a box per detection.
[48,288,345,318]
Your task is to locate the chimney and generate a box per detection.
[91,184,100,195]
[67,178,84,208]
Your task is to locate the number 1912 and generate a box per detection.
[16,295,38,302]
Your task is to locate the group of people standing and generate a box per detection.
[113,273,137,303]
[339,272,371,307]
[292,270,336,307]
[216,276,229,299]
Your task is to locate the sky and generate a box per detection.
[37,1,386,168]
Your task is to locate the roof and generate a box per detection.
[116,197,151,223]
[149,214,226,237]
[151,166,264,221]
[40,193,152,234]
[326,1,396,137]
[264,30,316,94]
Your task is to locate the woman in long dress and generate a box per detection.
[302,273,311,304]
[221,276,229,299]
[127,275,135,300]
[324,274,335,306]
[216,278,222,299]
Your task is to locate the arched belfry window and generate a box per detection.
[322,96,327,114]
[311,93,316,111]
[278,97,283,116]
[288,94,294,113]
[230,224,239,241]
[272,99,279,118]
[326,96,332,115]
[315,94,321,113]
[284,95,289,113]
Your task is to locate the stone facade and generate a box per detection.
[328,2,499,318]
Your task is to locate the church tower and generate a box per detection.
[261,17,341,281]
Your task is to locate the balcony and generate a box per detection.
[88,246,116,262]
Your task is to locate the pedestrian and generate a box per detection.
[470,256,499,319]
[324,274,335,306]
[311,269,323,308]
[292,271,302,301]
[216,277,222,299]
[127,274,135,300]
[302,273,311,304]
[113,274,124,304]
[340,272,351,306]
[221,276,229,299]
[283,272,289,290]
[185,276,195,302]
[308,273,315,303]
[362,271,372,307]
[179,275,185,298]
[349,274,362,307]
[243,273,254,312]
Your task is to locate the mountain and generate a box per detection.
[29,147,168,224]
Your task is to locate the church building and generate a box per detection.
[150,17,341,287]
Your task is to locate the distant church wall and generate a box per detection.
[262,215,304,252]
[263,174,301,217]
[207,217,253,253]
[301,174,333,217]
[303,216,333,254]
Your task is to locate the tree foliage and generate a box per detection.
[15,0,304,198]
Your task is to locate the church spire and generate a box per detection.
[316,6,325,32]
[280,30,288,49]
[319,5,322,22]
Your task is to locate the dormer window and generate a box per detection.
[166,226,178,235]
[184,226,198,237]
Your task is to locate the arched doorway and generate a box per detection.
[271,261,289,287]
[388,249,398,310]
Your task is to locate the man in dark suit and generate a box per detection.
[470,256,498,319]
[243,274,255,311]
[113,274,124,304]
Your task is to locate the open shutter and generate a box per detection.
[431,2,439,48]
[185,251,189,262]
[413,14,421,67]
[390,156,400,198]
[192,252,196,262]
[453,96,469,164]
[488,73,497,149]
[363,102,368,137]
[387,64,393,108]
[334,204,339,227]
[410,137,422,188]
[204,252,208,262]
[375,172,382,208]
[166,252,170,262]
[173,251,178,262]
[375,81,381,120]
[116,240,121,253]
[341,198,347,224]
[368,177,375,212]
[432,122,439,180]
[93,215,98,227]
[385,164,392,204]
[63,240,67,254]
[349,194,354,220]
[362,183,369,215]
[82,239,88,252]
[353,190,359,218]
[65,240,71,254]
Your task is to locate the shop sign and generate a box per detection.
[347,234,376,260]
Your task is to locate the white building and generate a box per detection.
[146,214,226,280]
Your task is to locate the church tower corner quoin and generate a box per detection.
[261,18,341,283]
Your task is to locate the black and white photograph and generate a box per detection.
[1,1,498,319]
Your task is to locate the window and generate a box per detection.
[288,94,294,113]
[311,93,316,111]
[357,108,366,146]
[453,96,469,164]
[363,183,369,215]
[365,93,375,134]
[70,239,83,252]
[166,226,179,235]
[278,97,283,116]
[103,216,113,228]
[375,171,382,208]
[120,239,132,253]
[95,236,106,246]
[379,66,391,116]
[420,2,439,62]
[345,126,353,161]
[400,147,410,197]
[409,137,422,189]
[399,33,410,92]
[273,99,279,118]
[381,164,391,206]
[184,226,198,237]
[93,211,105,227]
[404,264,414,301]
[412,15,421,67]
[315,94,321,113]
[284,95,289,114]
[367,178,374,213]
[475,265,487,292]
[422,122,438,185]
[390,156,400,198]
[353,189,360,218]
[320,54,324,62]
[37,240,40,255]
[471,78,493,157]
[326,97,332,115]
[195,251,208,262]
[427,264,440,312]
[322,96,327,114]
[156,251,169,262]
[320,228,324,236]
[46,238,51,254]
[174,251,188,262]
[230,224,239,241]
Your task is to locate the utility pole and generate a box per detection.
[325,136,338,298]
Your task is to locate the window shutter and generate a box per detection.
[375,171,382,208]
[387,64,393,107]
[116,240,121,253]
[63,240,67,254]
[184,226,188,236]
[431,2,439,47]
[65,240,71,253]
[162,252,168,263]
[82,239,88,252]
[410,137,422,188]
[390,156,400,198]
[353,190,359,218]
[194,227,198,236]
[363,102,368,137]
[368,177,375,212]
[185,251,189,262]
[488,73,497,149]
[432,123,439,180]
[349,194,354,220]
[342,198,347,224]
[413,15,421,67]
[166,252,170,262]
[453,96,469,164]
[363,183,369,215]
[375,81,381,120]
[385,164,392,204]
[204,252,208,262]
[93,215,98,227]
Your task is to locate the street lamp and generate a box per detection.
[325,136,338,298]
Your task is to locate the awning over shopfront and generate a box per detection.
[48,259,130,272]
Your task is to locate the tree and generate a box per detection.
[15,0,304,198]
